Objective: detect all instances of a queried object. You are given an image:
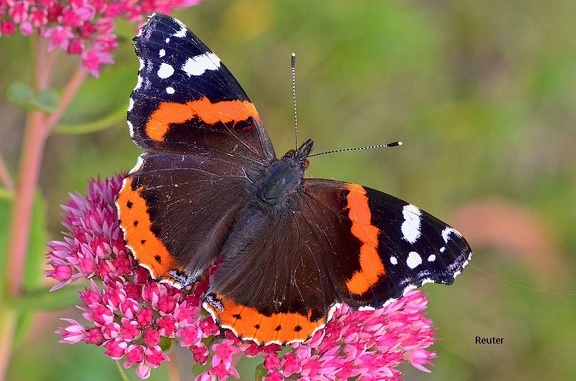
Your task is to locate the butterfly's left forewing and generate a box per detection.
[128,13,275,162]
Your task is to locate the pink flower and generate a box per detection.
[81,46,113,77]
[29,7,47,27]
[1,19,16,35]
[47,175,439,380]
[45,176,128,290]
[0,0,204,76]
[9,2,28,23]
[56,319,87,344]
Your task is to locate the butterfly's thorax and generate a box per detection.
[258,159,303,202]
[249,139,313,210]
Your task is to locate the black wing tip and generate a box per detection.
[136,12,185,40]
[147,12,171,23]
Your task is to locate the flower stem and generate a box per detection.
[167,352,181,381]
[47,68,87,129]
[6,110,48,297]
[7,65,86,297]
[1,40,87,379]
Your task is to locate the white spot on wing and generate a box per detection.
[166,86,175,94]
[129,154,145,173]
[390,256,398,265]
[127,97,134,112]
[172,19,187,38]
[127,120,135,137]
[441,227,459,243]
[157,63,174,79]
[182,52,221,76]
[401,204,422,244]
[406,251,422,269]
[427,254,436,262]
[159,49,166,57]
[134,74,143,90]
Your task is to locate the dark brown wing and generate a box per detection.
[203,178,472,344]
[117,151,260,287]
[204,200,339,344]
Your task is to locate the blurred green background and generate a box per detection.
[2,0,576,380]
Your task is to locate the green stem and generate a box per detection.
[0,311,17,381]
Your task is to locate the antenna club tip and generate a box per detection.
[397,141,403,146]
[291,52,296,57]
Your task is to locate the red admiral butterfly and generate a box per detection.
[117,13,472,344]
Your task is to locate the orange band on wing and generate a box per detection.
[344,184,385,295]
[204,295,326,344]
[117,177,179,280]
[145,97,260,141]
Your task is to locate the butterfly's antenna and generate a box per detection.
[290,52,400,157]
[308,141,402,158]
[291,53,299,150]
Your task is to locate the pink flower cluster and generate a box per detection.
[0,0,203,76]
[46,175,438,380]
[261,295,437,380]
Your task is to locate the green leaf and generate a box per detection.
[36,89,59,113]
[254,363,266,381]
[6,81,59,113]
[6,81,33,106]
[58,64,134,130]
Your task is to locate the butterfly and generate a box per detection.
[116,13,472,345]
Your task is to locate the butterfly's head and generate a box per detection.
[282,139,313,171]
